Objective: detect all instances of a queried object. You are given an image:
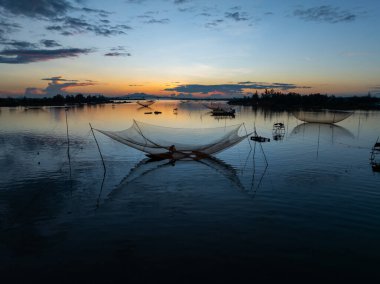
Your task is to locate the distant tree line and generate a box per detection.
[0,94,110,107]
[228,89,380,110]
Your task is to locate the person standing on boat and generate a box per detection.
[169,145,176,154]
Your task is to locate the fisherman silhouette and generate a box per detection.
[169,145,176,153]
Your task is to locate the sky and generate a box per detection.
[0,0,379,98]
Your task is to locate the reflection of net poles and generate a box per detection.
[96,171,106,209]
[251,125,268,166]
[316,124,321,158]
[98,156,246,206]
[89,122,108,208]
[357,111,361,139]
[65,109,73,194]
[250,140,269,196]
[65,109,71,169]
[89,123,107,174]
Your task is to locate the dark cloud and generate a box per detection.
[106,47,130,56]
[42,76,77,82]
[46,25,63,31]
[110,46,127,51]
[0,0,111,19]
[205,19,223,28]
[225,11,248,21]
[174,0,192,4]
[0,48,92,64]
[294,6,357,23]
[104,52,131,57]
[0,40,37,48]
[40,39,61,47]
[125,0,147,3]
[165,82,311,95]
[0,19,21,39]
[144,18,169,24]
[199,12,211,17]
[178,7,196,13]
[0,0,73,20]
[81,7,111,16]
[61,31,74,36]
[46,17,132,36]
[25,76,97,97]
[0,1,129,37]
[229,6,241,11]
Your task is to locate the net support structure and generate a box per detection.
[94,120,252,160]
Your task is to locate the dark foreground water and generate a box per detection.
[1,101,380,283]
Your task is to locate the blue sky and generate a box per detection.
[0,0,379,97]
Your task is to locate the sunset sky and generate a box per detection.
[0,0,379,98]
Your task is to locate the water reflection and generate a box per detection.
[290,123,355,140]
[1,104,380,281]
[103,156,246,203]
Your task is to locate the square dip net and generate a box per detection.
[95,120,251,159]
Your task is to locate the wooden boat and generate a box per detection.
[211,109,235,116]
[251,136,270,142]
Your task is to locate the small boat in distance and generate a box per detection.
[251,135,270,143]
[211,108,235,116]
[250,126,270,142]
[204,102,236,116]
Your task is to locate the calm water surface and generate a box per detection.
[1,101,380,282]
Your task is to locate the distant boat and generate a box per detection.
[250,126,270,142]
[204,102,235,116]
[25,106,43,110]
[293,110,352,124]
[211,109,235,116]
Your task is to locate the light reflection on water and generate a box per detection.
[1,101,380,281]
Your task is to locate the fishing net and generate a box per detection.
[95,120,250,157]
[293,110,352,124]
[137,100,155,107]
